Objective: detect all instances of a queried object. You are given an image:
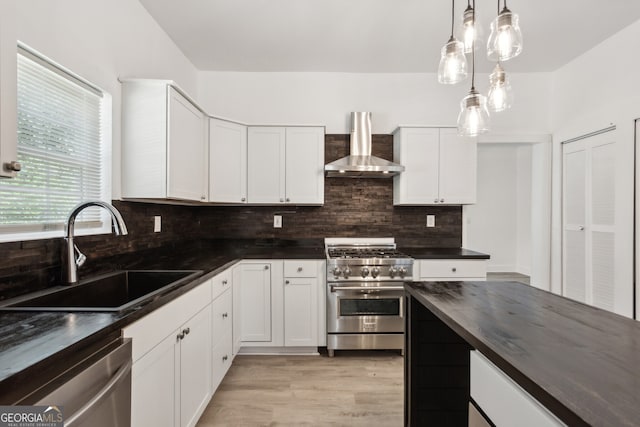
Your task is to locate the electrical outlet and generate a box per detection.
[426,215,435,228]
[154,216,161,232]
[273,215,282,228]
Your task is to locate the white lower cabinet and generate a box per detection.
[235,259,324,351]
[416,259,487,281]
[211,285,233,390]
[124,280,213,427]
[470,351,565,426]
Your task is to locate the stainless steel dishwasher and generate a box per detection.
[18,337,132,427]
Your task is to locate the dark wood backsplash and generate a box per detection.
[0,134,462,297]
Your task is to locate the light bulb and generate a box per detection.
[487,63,514,112]
[457,90,490,136]
[487,8,523,61]
[459,5,482,53]
[438,37,468,85]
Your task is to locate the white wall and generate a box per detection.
[549,19,638,317]
[12,0,199,200]
[516,146,532,275]
[197,71,553,134]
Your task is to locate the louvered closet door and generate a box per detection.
[562,131,616,311]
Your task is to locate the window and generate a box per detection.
[0,45,111,242]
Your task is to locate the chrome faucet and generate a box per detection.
[63,201,128,285]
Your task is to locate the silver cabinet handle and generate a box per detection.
[222,312,228,318]
[440,198,444,203]
[222,279,228,285]
[183,327,190,335]
[4,161,21,172]
[579,226,585,231]
[297,267,303,272]
[241,197,246,202]
[285,280,290,284]
[434,199,438,203]
[452,267,457,273]
[201,196,206,200]
[286,198,290,202]
[264,265,269,270]
[222,355,228,362]
[280,198,284,202]
[65,360,132,426]
[330,285,403,292]
[177,332,185,341]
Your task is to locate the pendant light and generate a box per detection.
[457,0,489,136]
[459,0,481,53]
[487,0,523,62]
[487,62,513,112]
[438,0,467,85]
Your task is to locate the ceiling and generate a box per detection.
[139,0,640,73]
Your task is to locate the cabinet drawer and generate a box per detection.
[284,260,318,278]
[470,351,564,426]
[211,270,232,300]
[212,332,233,392]
[419,259,486,279]
[212,288,232,342]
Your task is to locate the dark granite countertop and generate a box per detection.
[400,247,489,259]
[0,239,325,403]
[405,281,640,427]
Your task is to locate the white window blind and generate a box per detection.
[0,47,109,241]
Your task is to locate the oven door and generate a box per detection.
[327,282,404,334]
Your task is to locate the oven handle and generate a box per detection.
[329,285,404,292]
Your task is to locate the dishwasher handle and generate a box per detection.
[65,359,132,426]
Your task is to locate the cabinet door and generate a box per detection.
[0,0,17,178]
[285,127,325,204]
[131,332,177,427]
[247,127,286,203]
[393,128,440,205]
[209,118,247,203]
[238,263,273,342]
[232,270,242,355]
[284,277,318,347]
[438,128,477,204]
[167,87,207,202]
[179,305,212,427]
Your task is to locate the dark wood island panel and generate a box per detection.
[404,281,640,427]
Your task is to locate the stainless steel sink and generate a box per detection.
[0,270,203,312]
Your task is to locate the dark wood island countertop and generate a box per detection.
[405,281,640,427]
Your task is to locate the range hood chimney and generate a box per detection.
[325,112,405,178]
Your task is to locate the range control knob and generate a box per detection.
[371,267,380,278]
[398,267,407,278]
[343,267,351,279]
[361,267,370,278]
[332,267,342,278]
[389,267,398,278]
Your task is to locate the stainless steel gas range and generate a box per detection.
[325,238,414,357]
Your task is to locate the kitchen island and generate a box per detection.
[405,281,640,427]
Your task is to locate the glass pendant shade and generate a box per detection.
[438,37,468,84]
[487,63,514,112]
[459,5,482,53]
[487,8,523,61]
[457,89,490,136]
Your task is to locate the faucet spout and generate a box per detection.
[63,201,128,285]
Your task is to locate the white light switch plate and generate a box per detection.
[154,216,161,232]
[426,215,435,228]
[274,215,282,228]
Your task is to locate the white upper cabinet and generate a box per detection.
[122,80,208,202]
[247,127,286,204]
[0,1,17,178]
[247,126,324,205]
[209,118,247,203]
[393,127,477,205]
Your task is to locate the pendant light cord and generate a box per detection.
[450,0,455,37]
[471,0,476,90]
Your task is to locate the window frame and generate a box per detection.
[0,43,112,243]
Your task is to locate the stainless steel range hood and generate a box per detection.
[325,112,404,178]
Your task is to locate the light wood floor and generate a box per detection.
[197,351,404,427]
